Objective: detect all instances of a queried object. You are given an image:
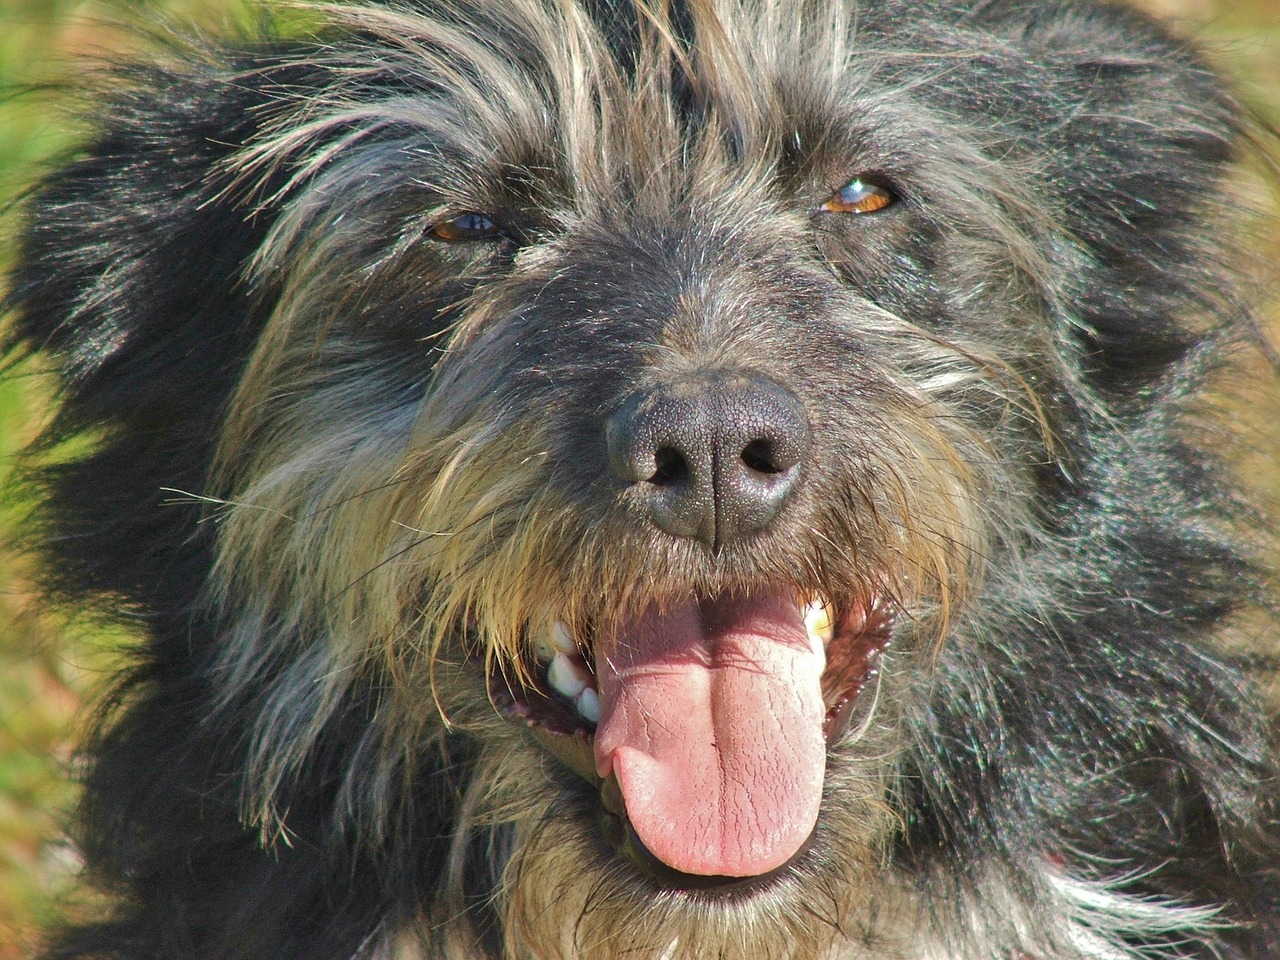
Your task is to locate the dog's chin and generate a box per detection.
[491,586,893,894]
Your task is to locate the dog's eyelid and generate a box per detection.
[816,176,898,216]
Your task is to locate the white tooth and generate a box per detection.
[552,620,576,653]
[805,598,833,646]
[534,620,576,661]
[547,653,588,699]
[576,687,600,723]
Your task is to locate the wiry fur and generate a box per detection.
[5,0,1280,958]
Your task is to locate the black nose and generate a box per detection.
[605,371,810,548]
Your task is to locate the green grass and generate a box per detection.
[0,7,82,951]
[0,0,1275,955]
[0,368,79,958]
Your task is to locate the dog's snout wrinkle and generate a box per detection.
[606,371,809,547]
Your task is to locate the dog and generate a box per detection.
[6,0,1279,957]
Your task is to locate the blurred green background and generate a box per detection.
[0,2,248,952]
[0,0,1276,956]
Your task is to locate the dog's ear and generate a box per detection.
[5,53,439,957]
[963,0,1244,383]
[5,54,301,615]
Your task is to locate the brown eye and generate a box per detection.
[819,178,896,215]
[430,212,503,242]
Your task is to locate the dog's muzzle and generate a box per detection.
[491,368,894,889]
[500,591,891,888]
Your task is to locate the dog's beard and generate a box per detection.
[425,716,900,960]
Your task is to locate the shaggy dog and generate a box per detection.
[6,0,1280,957]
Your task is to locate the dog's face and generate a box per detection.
[205,0,1244,950]
[11,1,1276,958]
[218,0,1045,904]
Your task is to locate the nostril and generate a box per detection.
[740,438,785,476]
[651,447,690,487]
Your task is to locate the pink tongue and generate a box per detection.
[593,589,827,878]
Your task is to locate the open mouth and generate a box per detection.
[492,587,892,889]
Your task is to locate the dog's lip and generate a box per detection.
[494,593,890,754]
[820,598,892,735]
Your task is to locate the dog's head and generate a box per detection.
[9,1,1274,958]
